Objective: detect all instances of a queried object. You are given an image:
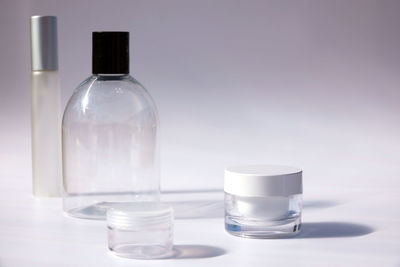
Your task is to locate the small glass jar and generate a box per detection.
[107,202,174,259]
[224,165,302,238]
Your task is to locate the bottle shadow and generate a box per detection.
[166,198,342,219]
[167,200,224,219]
[162,189,224,219]
[297,222,374,238]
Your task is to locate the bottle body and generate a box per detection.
[31,70,62,197]
[62,74,160,219]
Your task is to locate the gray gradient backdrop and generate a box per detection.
[1,0,399,191]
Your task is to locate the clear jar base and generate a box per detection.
[109,244,174,259]
[225,216,301,239]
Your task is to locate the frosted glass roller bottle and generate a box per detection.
[30,16,62,197]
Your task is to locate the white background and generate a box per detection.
[0,0,399,266]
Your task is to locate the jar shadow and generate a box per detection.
[168,245,226,259]
[296,222,374,238]
[302,200,340,209]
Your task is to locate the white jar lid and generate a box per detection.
[224,165,302,197]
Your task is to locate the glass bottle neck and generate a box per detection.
[94,74,130,81]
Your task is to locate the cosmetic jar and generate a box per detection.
[107,202,174,259]
[224,165,302,238]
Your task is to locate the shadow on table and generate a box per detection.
[303,200,340,209]
[170,245,226,259]
[163,191,345,221]
[166,198,342,219]
[297,222,374,238]
[162,189,224,219]
[162,189,222,194]
[167,200,224,219]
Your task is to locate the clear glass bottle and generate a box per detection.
[62,32,160,219]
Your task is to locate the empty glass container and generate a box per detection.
[107,202,174,259]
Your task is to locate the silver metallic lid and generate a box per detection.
[30,16,58,71]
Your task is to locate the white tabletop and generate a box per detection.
[0,176,399,266]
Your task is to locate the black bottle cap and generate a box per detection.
[92,32,129,74]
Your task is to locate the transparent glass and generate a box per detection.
[225,193,302,238]
[62,74,160,219]
[31,70,62,197]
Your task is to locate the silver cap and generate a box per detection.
[30,16,58,71]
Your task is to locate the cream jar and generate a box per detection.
[224,165,302,238]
